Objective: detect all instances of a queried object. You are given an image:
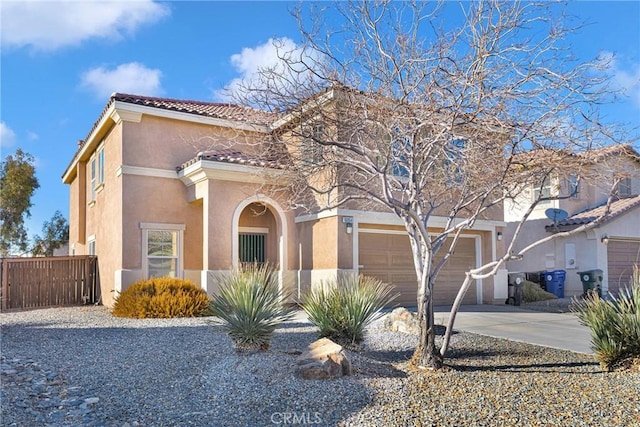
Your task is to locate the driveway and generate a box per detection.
[434,304,593,354]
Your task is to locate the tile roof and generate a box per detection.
[545,194,640,231]
[112,93,276,126]
[177,148,289,171]
[581,144,640,164]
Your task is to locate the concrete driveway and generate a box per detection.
[434,304,593,354]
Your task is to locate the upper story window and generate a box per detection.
[391,135,410,178]
[301,124,323,164]
[87,235,96,256]
[533,176,553,204]
[444,138,466,185]
[568,175,580,199]
[616,177,632,198]
[89,145,105,202]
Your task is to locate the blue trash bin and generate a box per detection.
[543,270,566,298]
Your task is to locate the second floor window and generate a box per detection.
[616,177,632,198]
[533,176,552,204]
[568,175,580,199]
[89,146,105,202]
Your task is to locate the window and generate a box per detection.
[444,138,466,185]
[89,145,105,202]
[616,178,632,198]
[239,233,266,265]
[88,236,96,255]
[533,176,552,204]
[301,124,323,164]
[141,223,184,279]
[568,175,580,199]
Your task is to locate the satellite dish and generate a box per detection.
[545,208,569,223]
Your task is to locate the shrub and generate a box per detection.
[301,275,398,348]
[571,266,640,371]
[522,280,557,303]
[208,264,294,352]
[112,278,210,318]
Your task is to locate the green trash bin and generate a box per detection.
[577,269,603,297]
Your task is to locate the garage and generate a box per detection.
[359,230,478,306]
[607,239,640,294]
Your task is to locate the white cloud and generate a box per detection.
[599,51,640,107]
[0,0,169,52]
[216,37,323,102]
[27,131,39,141]
[80,62,163,99]
[0,122,16,148]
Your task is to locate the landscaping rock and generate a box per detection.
[296,338,352,379]
[383,307,420,334]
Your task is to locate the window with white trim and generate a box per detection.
[533,176,552,204]
[140,223,184,279]
[89,145,105,202]
[568,175,579,199]
[88,236,96,256]
[616,177,632,198]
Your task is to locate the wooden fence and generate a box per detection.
[1,256,98,311]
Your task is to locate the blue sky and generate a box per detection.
[1,1,639,241]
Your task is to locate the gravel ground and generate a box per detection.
[1,306,639,427]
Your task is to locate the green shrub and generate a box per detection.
[301,275,398,348]
[522,280,557,303]
[571,266,640,371]
[112,277,210,318]
[208,264,294,352]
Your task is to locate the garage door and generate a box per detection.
[607,240,640,294]
[359,232,477,306]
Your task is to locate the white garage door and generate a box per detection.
[359,232,478,306]
[607,240,640,294]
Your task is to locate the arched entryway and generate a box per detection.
[231,196,288,272]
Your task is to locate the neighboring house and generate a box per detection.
[504,145,640,296]
[62,93,508,307]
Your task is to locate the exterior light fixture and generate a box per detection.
[601,235,609,245]
[342,216,354,234]
[497,231,503,241]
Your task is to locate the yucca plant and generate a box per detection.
[302,275,397,348]
[571,265,640,371]
[208,264,294,352]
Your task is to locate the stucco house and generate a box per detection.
[504,145,640,296]
[62,92,508,307]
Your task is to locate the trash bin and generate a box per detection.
[506,272,525,306]
[577,269,603,297]
[525,271,546,291]
[544,270,566,298]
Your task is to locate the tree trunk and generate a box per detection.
[413,278,443,369]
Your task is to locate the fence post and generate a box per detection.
[1,259,8,311]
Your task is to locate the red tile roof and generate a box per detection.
[113,93,275,125]
[178,148,289,171]
[545,194,640,231]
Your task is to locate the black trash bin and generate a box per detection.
[506,272,525,306]
[578,269,603,297]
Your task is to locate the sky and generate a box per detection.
[1,0,639,242]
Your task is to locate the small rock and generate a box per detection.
[84,397,100,405]
[296,338,352,380]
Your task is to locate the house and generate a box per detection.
[504,145,640,296]
[62,92,508,307]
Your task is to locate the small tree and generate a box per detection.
[230,1,632,369]
[0,149,40,256]
[32,210,69,257]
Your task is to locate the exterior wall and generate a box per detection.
[83,123,124,307]
[505,212,640,296]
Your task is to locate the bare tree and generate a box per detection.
[230,0,633,369]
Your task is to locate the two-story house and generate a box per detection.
[504,145,640,296]
[63,92,508,307]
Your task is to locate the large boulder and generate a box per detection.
[296,338,352,380]
[383,307,420,335]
